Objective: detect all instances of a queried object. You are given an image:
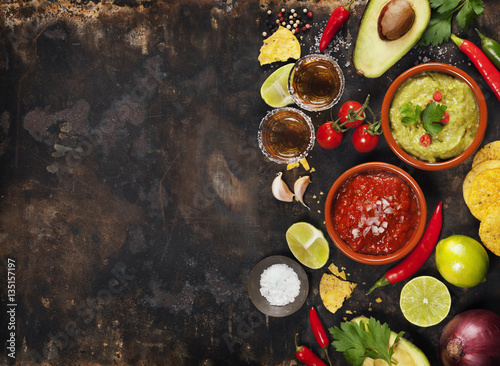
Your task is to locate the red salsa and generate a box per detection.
[333,170,420,255]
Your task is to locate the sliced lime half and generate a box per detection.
[286,222,329,269]
[260,63,295,108]
[400,276,451,327]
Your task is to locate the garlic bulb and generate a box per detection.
[294,176,311,209]
[272,172,294,202]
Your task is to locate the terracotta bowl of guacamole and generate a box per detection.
[381,62,488,171]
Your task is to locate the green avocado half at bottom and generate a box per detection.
[353,0,431,78]
[352,316,430,366]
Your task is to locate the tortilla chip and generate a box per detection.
[300,158,310,171]
[319,273,356,314]
[328,263,346,280]
[479,201,500,256]
[258,26,301,66]
[286,158,310,171]
[463,161,500,203]
[472,141,500,168]
[464,169,500,221]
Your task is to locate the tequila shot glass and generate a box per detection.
[258,107,315,164]
[288,54,345,112]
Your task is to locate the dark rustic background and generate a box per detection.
[0,0,499,365]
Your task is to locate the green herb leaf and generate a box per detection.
[431,0,461,15]
[418,0,484,46]
[417,11,453,46]
[363,320,393,362]
[330,317,404,366]
[331,322,367,366]
[456,0,484,31]
[400,103,422,125]
[422,102,447,135]
[468,0,485,14]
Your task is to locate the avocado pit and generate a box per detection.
[378,0,415,41]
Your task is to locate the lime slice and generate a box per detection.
[400,276,451,327]
[286,222,329,269]
[260,63,295,108]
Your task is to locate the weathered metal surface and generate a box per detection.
[0,0,499,365]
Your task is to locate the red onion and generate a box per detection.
[438,309,500,366]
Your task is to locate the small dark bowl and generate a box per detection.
[247,256,309,317]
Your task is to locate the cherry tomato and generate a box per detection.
[338,100,365,129]
[352,124,379,152]
[317,121,343,149]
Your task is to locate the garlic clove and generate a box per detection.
[272,172,294,202]
[294,176,311,209]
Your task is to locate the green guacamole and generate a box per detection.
[390,72,479,163]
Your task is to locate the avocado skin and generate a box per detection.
[352,316,431,366]
[353,0,431,78]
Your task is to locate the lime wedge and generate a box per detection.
[260,63,295,108]
[286,222,329,269]
[400,276,451,327]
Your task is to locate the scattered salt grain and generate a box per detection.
[260,263,301,306]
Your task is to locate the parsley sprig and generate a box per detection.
[422,102,447,134]
[400,103,422,125]
[399,101,447,135]
[418,0,484,46]
[330,317,404,366]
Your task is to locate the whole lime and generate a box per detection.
[435,235,489,288]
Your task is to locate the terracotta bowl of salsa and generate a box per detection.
[381,62,488,171]
[324,162,427,265]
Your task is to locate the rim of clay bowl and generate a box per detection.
[324,162,427,265]
[381,62,488,171]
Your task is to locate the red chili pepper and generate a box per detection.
[319,0,355,52]
[367,201,443,294]
[451,34,500,102]
[440,111,449,123]
[420,134,431,147]
[309,307,332,366]
[295,334,328,366]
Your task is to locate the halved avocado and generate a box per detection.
[352,317,430,366]
[353,0,431,78]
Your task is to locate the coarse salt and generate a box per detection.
[260,263,301,306]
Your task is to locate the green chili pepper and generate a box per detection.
[476,29,500,70]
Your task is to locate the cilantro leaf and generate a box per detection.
[417,10,453,46]
[422,102,447,135]
[418,0,484,46]
[330,317,405,366]
[431,0,461,15]
[331,322,367,366]
[456,0,484,31]
[363,319,393,362]
[423,121,443,135]
[330,322,366,352]
[468,0,485,14]
[400,103,422,125]
[343,349,365,366]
